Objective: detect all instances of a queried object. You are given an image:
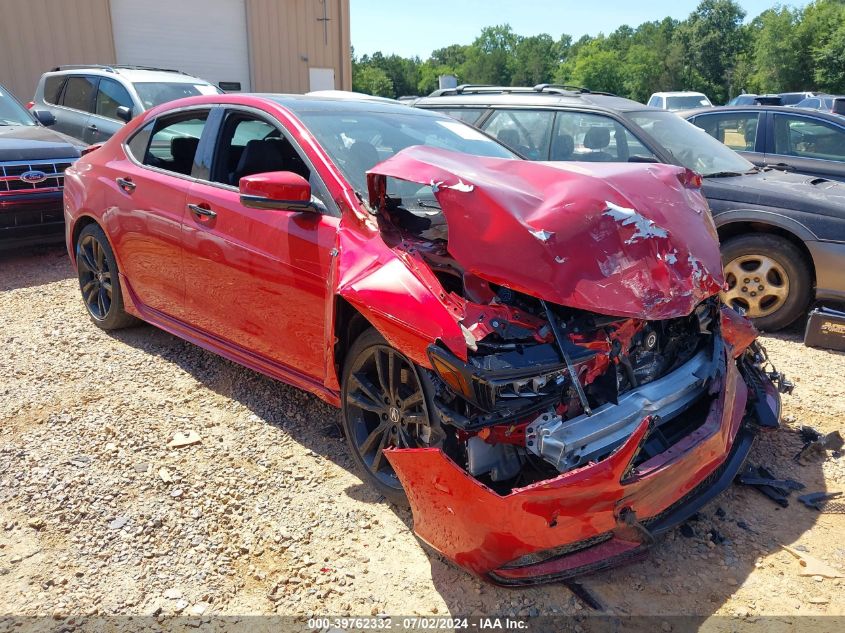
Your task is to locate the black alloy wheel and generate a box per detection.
[77,233,113,320]
[342,329,437,505]
[75,223,137,330]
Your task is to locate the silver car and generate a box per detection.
[31,65,222,144]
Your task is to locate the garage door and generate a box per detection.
[109,0,251,91]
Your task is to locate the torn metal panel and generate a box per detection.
[367,146,724,320]
[385,352,750,581]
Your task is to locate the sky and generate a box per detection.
[350,0,811,58]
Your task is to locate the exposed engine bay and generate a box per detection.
[385,217,724,492]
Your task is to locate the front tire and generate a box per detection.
[341,328,442,506]
[721,234,811,331]
[76,223,137,330]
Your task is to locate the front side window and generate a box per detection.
[482,109,554,159]
[210,112,339,211]
[551,111,656,162]
[62,76,98,112]
[773,115,845,162]
[692,113,760,151]
[128,111,209,176]
[95,79,133,120]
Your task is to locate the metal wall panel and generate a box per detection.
[246,0,351,93]
[0,0,116,101]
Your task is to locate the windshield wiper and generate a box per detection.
[703,171,744,178]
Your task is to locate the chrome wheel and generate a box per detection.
[344,344,432,490]
[722,254,789,318]
[77,234,113,320]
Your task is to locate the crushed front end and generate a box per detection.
[351,147,785,585]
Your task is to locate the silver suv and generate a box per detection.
[31,65,221,144]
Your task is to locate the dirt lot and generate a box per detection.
[1,245,844,625]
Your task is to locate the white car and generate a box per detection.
[647,91,713,111]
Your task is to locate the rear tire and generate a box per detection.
[75,223,138,330]
[340,328,443,506]
[721,234,811,331]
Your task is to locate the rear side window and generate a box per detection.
[140,111,209,176]
[692,113,760,151]
[481,109,554,159]
[43,76,66,105]
[95,79,133,120]
[126,121,154,163]
[62,76,98,112]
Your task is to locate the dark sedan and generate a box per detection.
[681,105,845,183]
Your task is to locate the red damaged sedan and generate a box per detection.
[63,94,786,585]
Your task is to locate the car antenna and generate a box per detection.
[540,299,593,416]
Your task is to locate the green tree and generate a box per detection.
[511,34,562,85]
[678,0,748,103]
[459,24,520,85]
[749,7,803,92]
[352,65,394,97]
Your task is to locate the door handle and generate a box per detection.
[116,177,135,193]
[88,124,98,131]
[188,203,217,219]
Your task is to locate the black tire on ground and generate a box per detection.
[721,233,812,331]
[75,223,138,330]
[340,328,445,507]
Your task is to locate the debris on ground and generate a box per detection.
[158,467,173,483]
[565,581,603,611]
[737,464,805,507]
[782,545,845,579]
[795,427,844,463]
[797,491,844,512]
[168,431,201,449]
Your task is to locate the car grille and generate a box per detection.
[0,158,76,195]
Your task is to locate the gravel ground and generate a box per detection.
[1,245,844,624]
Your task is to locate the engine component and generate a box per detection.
[525,340,721,472]
[466,436,522,481]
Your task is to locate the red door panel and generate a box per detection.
[182,182,337,380]
[103,160,187,319]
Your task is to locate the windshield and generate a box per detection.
[293,109,516,195]
[628,110,754,176]
[666,95,711,110]
[133,82,221,110]
[0,86,35,126]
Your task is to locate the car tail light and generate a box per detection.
[26,101,35,109]
[81,144,103,157]
[678,168,703,189]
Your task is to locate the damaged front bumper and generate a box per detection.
[385,349,781,586]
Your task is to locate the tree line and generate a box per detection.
[351,0,845,105]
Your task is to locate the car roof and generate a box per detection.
[676,104,845,123]
[414,90,650,113]
[264,93,444,116]
[652,91,708,97]
[46,65,212,85]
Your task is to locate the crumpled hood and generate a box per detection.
[703,168,845,219]
[367,146,724,320]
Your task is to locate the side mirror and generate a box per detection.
[239,171,317,212]
[116,106,133,122]
[33,110,56,126]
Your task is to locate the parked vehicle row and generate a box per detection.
[62,92,785,585]
[413,84,845,331]
[0,83,83,249]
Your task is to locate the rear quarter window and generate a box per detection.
[43,76,66,105]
